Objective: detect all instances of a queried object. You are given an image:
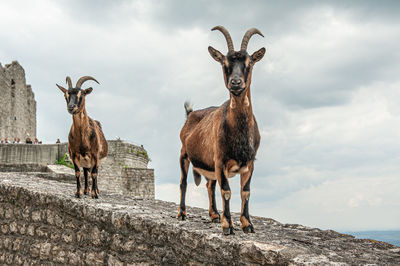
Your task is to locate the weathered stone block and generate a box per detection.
[31,210,41,222]
[62,230,75,244]
[29,243,40,258]
[13,254,23,265]
[53,247,67,264]
[12,238,21,251]
[4,207,13,219]
[9,221,17,233]
[26,224,35,236]
[18,223,26,235]
[68,250,84,265]
[85,251,104,266]
[108,254,124,266]
[3,237,12,250]
[39,242,52,260]
[1,224,8,234]
[5,253,14,264]
[35,226,48,238]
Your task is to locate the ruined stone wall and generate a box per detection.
[0,143,67,164]
[121,168,154,199]
[97,140,152,197]
[0,173,399,265]
[0,140,154,199]
[0,61,36,141]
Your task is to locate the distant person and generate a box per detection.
[13,137,17,144]
[26,137,32,144]
[4,138,9,144]
[1,139,3,144]
[56,138,61,144]
[34,138,38,144]
[38,141,42,144]
[16,138,21,144]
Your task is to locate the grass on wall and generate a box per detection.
[56,153,74,169]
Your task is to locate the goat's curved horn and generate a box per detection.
[65,76,73,89]
[75,76,99,88]
[211,26,234,52]
[240,28,264,51]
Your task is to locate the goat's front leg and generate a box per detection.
[90,158,99,199]
[72,156,82,198]
[240,161,255,233]
[206,179,220,222]
[83,168,90,195]
[216,162,234,235]
[177,152,189,220]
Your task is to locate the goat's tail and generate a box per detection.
[184,101,193,117]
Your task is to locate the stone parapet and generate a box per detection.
[0,173,399,265]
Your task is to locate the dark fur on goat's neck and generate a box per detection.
[220,89,259,167]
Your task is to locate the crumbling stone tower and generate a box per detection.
[0,61,36,141]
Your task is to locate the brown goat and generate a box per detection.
[57,76,108,199]
[178,26,265,235]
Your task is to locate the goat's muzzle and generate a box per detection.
[68,105,77,114]
[229,78,245,96]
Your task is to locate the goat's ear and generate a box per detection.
[208,46,224,63]
[56,84,67,93]
[251,47,266,63]
[83,87,93,95]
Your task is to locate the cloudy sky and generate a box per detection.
[1,0,399,231]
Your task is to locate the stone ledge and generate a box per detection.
[0,172,399,265]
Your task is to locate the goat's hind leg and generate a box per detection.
[177,152,189,220]
[90,160,99,199]
[83,168,90,195]
[206,179,220,223]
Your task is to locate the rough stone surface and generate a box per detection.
[0,61,36,141]
[0,173,399,265]
[0,140,154,198]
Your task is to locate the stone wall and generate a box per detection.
[0,143,67,164]
[121,168,154,199]
[0,173,399,265]
[0,61,36,141]
[0,140,154,199]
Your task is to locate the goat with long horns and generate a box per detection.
[57,76,108,199]
[178,26,265,234]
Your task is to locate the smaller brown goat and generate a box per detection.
[57,76,108,199]
[178,26,265,235]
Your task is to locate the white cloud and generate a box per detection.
[256,175,400,231]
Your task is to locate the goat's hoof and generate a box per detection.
[83,189,89,195]
[92,195,99,199]
[222,227,235,235]
[75,194,80,198]
[211,216,220,223]
[177,213,186,220]
[243,224,255,233]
